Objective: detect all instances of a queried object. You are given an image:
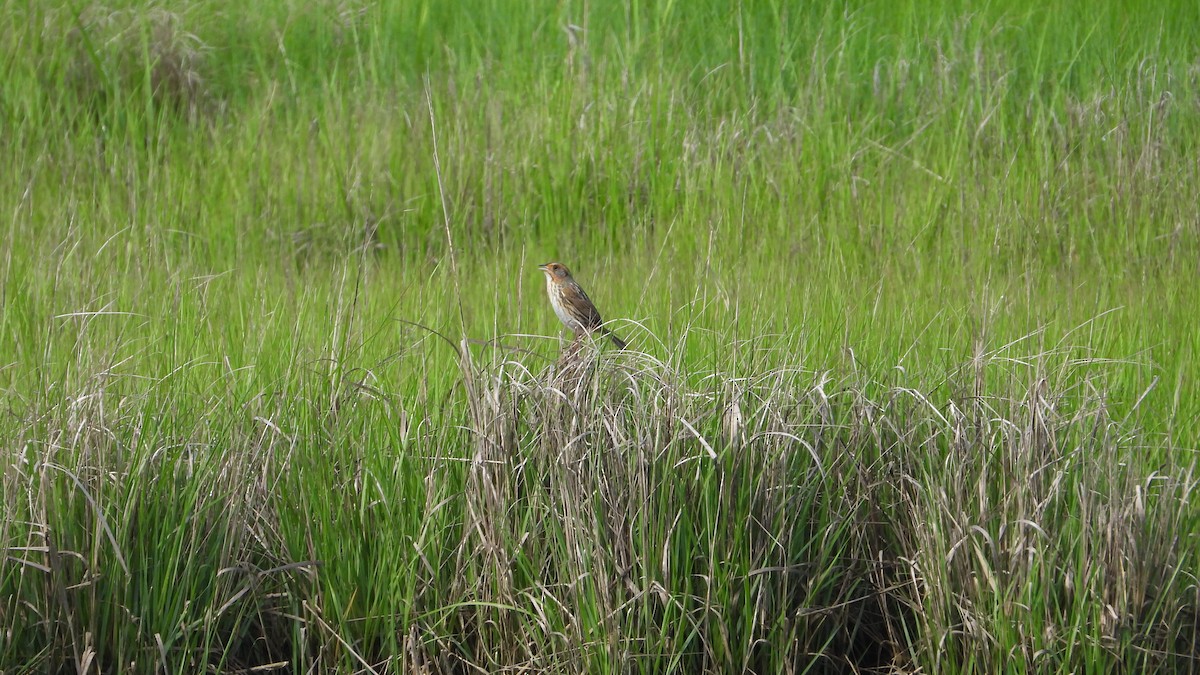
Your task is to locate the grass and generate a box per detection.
[2,0,1199,672]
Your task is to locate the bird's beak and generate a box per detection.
[537,264,549,272]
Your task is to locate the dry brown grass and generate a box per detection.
[62,5,211,120]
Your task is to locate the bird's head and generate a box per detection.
[537,262,572,281]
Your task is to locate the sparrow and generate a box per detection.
[537,262,627,349]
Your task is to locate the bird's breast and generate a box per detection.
[546,279,582,330]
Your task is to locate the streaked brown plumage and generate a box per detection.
[537,262,627,349]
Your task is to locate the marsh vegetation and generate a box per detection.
[1,1,1198,672]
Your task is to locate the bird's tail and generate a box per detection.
[601,327,627,349]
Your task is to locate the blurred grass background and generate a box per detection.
[1,0,1198,672]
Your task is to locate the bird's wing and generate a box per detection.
[564,282,604,329]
